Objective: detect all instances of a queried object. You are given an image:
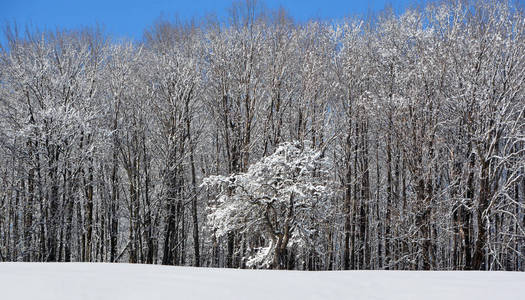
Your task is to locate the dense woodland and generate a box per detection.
[0,0,524,271]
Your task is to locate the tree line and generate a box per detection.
[0,0,523,270]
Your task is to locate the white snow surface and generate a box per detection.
[1,263,523,300]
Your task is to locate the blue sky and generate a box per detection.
[2,0,413,41]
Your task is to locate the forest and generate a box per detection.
[0,0,523,271]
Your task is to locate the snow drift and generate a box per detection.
[0,263,523,300]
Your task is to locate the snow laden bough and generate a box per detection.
[202,141,336,269]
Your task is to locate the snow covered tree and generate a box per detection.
[1,0,523,271]
[202,141,336,269]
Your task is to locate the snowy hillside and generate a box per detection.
[0,263,523,300]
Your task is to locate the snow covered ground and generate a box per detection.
[0,263,523,300]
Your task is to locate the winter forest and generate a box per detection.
[0,0,524,272]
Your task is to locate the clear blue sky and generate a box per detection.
[2,0,414,41]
